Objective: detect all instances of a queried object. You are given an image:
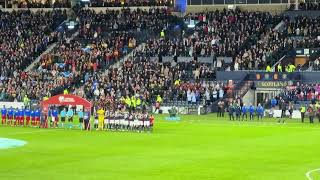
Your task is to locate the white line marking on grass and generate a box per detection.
[306,168,320,180]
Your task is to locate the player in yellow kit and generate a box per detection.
[97,107,105,130]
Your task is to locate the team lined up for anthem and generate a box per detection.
[216,101,265,121]
[0,106,155,133]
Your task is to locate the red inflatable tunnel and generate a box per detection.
[41,94,92,113]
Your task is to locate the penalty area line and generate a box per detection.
[306,168,320,180]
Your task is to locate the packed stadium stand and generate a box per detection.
[3,4,320,179]
[0,10,67,101]
[1,1,320,116]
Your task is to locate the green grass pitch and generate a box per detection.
[1,114,320,180]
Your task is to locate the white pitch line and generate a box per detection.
[306,168,320,180]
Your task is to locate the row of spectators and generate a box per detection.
[281,82,320,102]
[0,69,73,102]
[18,0,71,8]
[17,0,170,8]
[289,2,320,11]
[87,0,171,7]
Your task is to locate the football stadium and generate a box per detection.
[1,0,320,179]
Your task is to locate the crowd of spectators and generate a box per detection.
[0,10,66,76]
[0,8,179,102]
[18,0,71,8]
[75,8,177,38]
[17,0,171,8]
[284,16,320,39]
[150,9,281,70]
[0,70,72,102]
[38,31,137,73]
[79,47,222,109]
[233,28,293,70]
[312,57,320,70]
[0,10,67,102]
[189,10,274,58]
[18,30,138,102]
[4,7,320,108]
[87,0,171,7]
[144,35,213,58]
[233,15,320,70]
[281,82,320,102]
[289,2,320,11]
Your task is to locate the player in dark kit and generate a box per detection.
[228,103,235,121]
[235,103,241,121]
[83,111,90,130]
[52,108,59,128]
[242,104,248,121]
[249,104,255,121]
[1,106,7,125]
[8,107,14,125]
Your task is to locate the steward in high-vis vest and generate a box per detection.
[174,79,180,86]
[156,95,162,103]
[300,105,306,123]
[23,95,30,107]
[285,65,291,72]
[290,64,296,72]
[160,30,165,38]
[277,64,282,72]
[266,65,271,72]
[131,96,136,109]
[125,96,131,109]
[136,98,141,109]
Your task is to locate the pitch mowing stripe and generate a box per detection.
[159,120,320,130]
[306,168,320,180]
[7,130,53,135]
